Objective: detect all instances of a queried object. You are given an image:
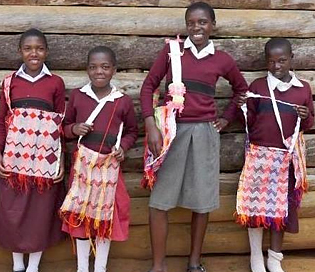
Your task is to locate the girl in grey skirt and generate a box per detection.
[140,2,248,272]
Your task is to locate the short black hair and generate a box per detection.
[265,38,292,56]
[185,1,216,22]
[87,46,117,66]
[19,28,48,49]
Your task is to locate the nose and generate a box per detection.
[275,62,281,69]
[96,66,103,74]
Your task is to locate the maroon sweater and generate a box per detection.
[140,42,248,123]
[0,74,66,153]
[247,77,314,149]
[64,88,138,154]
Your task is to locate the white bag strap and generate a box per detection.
[169,40,182,84]
[114,122,124,150]
[267,80,301,153]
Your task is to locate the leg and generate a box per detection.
[76,238,91,272]
[248,228,266,272]
[94,238,111,272]
[267,230,285,272]
[188,212,208,269]
[12,252,25,272]
[149,207,168,272]
[26,252,42,272]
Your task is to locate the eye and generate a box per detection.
[102,65,110,70]
[89,65,96,70]
[199,20,208,25]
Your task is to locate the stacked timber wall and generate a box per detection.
[0,1,315,272]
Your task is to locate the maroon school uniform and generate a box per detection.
[0,72,66,252]
[246,76,314,232]
[141,42,248,122]
[62,87,138,241]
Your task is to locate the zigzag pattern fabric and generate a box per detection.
[60,144,119,239]
[236,144,291,230]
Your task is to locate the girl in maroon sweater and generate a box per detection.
[60,46,138,272]
[0,29,66,272]
[236,38,314,272]
[140,2,248,272]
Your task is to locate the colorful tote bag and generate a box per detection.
[60,97,123,239]
[236,84,308,230]
[2,73,63,192]
[142,38,186,189]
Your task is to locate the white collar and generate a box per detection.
[15,63,51,83]
[267,71,304,93]
[184,37,215,59]
[79,82,123,103]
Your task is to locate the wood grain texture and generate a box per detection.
[1,35,315,71]
[1,6,315,37]
[1,0,315,10]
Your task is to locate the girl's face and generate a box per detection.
[87,52,116,90]
[19,36,48,77]
[266,47,292,82]
[185,8,215,52]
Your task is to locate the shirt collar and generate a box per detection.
[79,82,123,103]
[184,37,215,59]
[16,63,52,78]
[267,71,304,93]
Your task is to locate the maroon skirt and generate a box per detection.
[0,180,66,253]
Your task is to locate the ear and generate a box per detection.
[113,67,117,75]
[291,53,294,59]
[212,20,216,27]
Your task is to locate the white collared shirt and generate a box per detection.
[184,37,215,59]
[267,71,304,93]
[15,63,51,83]
[79,82,123,104]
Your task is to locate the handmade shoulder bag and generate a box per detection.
[60,94,123,240]
[2,73,64,193]
[236,82,308,230]
[142,39,186,189]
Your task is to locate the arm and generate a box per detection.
[221,57,248,124]
[63,90,79,139]
[300,83,314,131]
[140,44,170,156]
[53,76,66,114]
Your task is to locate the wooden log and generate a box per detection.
[31,217,315,260]
[1,35,315,70]
[124,169,315,198]
[2,70,315,98]
[129,191,315,225]
[1,6,315,38]
[123,134,315,172]
[1,0,315,10]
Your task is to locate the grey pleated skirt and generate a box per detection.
[149,122,220,213]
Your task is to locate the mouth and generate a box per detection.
[29,59,40,64]
[191,34,204,39]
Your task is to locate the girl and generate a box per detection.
[236,38,314,272]
[140,2,248,272]
[60,46,138,272]
[0,28,66,272]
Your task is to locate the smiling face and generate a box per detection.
[266,46,292,82]
[87,52,116,91]
[185,8,215,52]
[19,35,48,77]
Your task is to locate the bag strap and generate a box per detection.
[267,78,301,153]
[169,40,182,84]
[2,73,15,113]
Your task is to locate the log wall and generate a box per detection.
[0,1,314,272]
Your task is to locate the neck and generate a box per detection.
[280,73,292,83]
[24,65,43,78]
[91,84,112,100]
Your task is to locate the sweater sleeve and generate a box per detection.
[120,96,138,152]
[301,82,314,131]
[221,55,248,123]
[0,82,9,154]
[63,89,78,140]
[140,44,170,118]
[53,76,66,114]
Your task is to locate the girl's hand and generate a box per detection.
[72,123,93,136]
[213,118,228,132]
[295,106,309,120]
[111,146,125,162]
[0,154,10,178]
[145,117,162,158]
[53,153,65,184]
[237,93,247,108]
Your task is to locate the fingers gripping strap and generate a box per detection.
[169,40,182,84]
